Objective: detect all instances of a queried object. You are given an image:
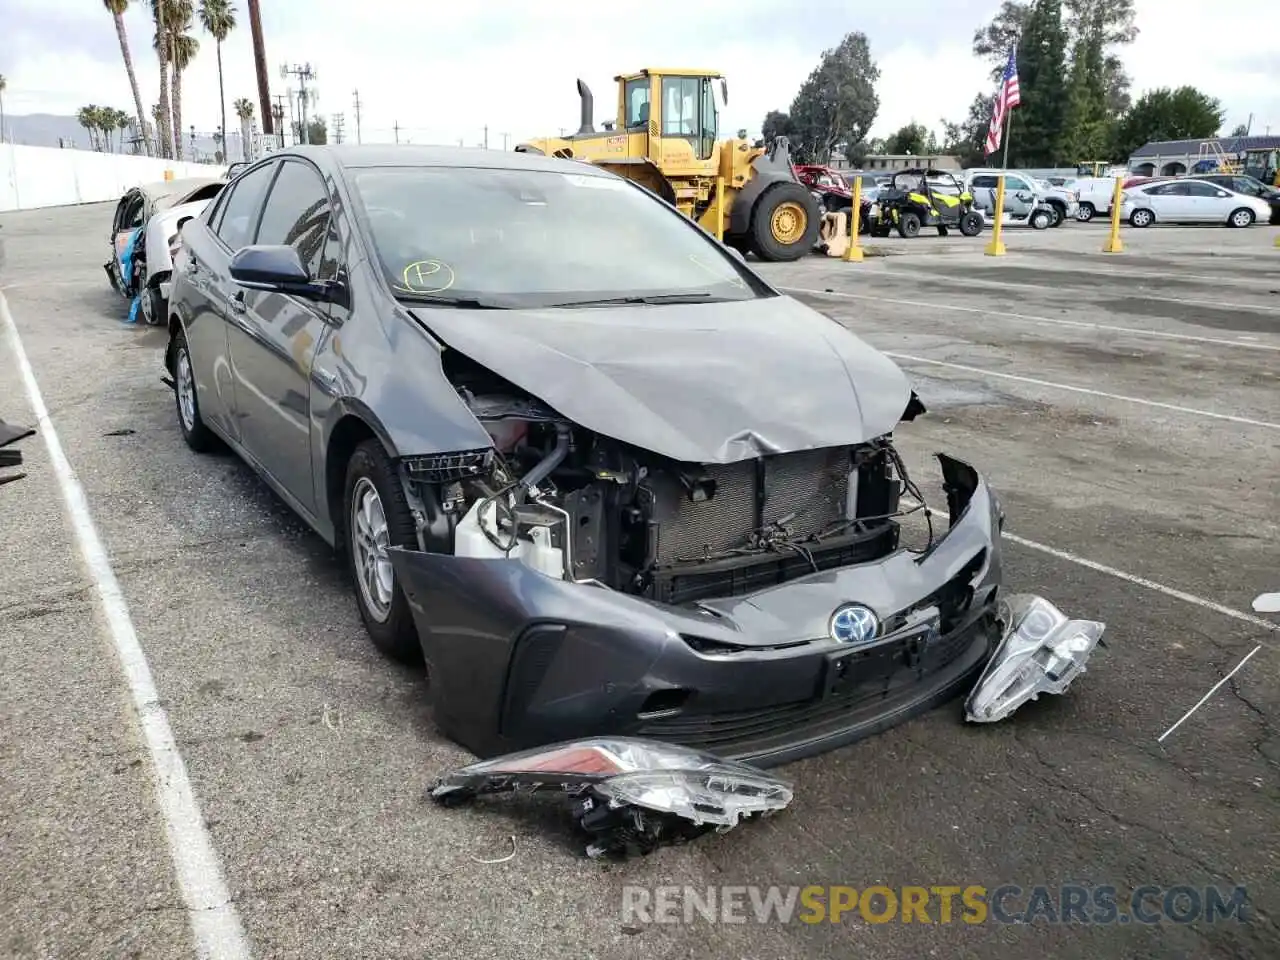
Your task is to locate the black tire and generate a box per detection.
[1030,209,1052,230]
[171,325,218,453]
[1129,208,1153,227]
[959,211,984,237]
[1048,204,1065,227]
[897,211,921,238]
[749,181,821,261]
[342,439,422,662]
[1227,207,1255,228]
[1076,202,1095,222]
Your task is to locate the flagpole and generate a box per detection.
[1001,109,1013,174]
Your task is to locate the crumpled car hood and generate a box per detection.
[409,295,912,464]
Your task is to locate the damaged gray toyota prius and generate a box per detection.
[165,145,1040,770]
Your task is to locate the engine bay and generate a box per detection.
[402,352,911,604]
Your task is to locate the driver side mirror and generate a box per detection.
[1216,190,1231,198]
[230,245,338,302]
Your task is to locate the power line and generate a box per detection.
[352,89,363,144]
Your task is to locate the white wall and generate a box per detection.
[0,144,220,213]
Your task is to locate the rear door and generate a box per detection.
[224,158,337,511]
[1143,181,1189,220]
[190,159,279,444]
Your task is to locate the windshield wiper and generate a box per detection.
[547,292,730,308]
[396,292,509,309]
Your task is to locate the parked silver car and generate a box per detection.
[1121,178,1272,227]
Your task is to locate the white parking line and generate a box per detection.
[781,285,1280,353]
[871,268,1280,315]
[0,293,252,960]
[902,500,1279,634]
[884,352,1280,431]
[1157,645,1264,743]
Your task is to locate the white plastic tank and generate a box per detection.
[453,498,566,580]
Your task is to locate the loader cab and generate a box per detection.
[617,69,727,169]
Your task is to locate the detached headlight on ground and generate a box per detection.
[965,594,1105,723]
[430,737,793,859]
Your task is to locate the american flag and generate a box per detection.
[984,47,1022,156]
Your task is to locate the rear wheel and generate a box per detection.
[959,211,984,237]
[1228,207,1255,228]
[1129,208,1154,227]
[750,182,820,261]
[897,211,922,238]
[1076,202,1096,222]
[171,325,217,453]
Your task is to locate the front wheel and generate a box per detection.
[897,211,922,238]
[1030,209,1052,230]
[749,182,821,261]
[1228,207,1255,228]
[343,440,422,662]
[1048,205,1065,227]
[1076,203,1096,222]
[959,211,984,237]
[1129,208,1153,227]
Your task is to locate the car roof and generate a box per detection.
[138,177,224,203]
[269,143,617,178]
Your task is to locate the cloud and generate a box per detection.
[2,0,1276,148]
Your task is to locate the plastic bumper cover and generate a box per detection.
[389,453,1004,768]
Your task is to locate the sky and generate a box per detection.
[2,0,1277,149]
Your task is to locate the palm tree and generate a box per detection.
[150,0,174,157]
[234,96,254,162]
[116,109,133,153]
[198,1,235,168]
[103,0,152,156]
[166,3,198,160]
[77,105,102,150]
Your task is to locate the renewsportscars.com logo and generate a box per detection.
[621,884,1252,926]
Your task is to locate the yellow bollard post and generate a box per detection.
[983,175,1006,256]
[715,176,725,242]
[1103,175,1125,253]
[163,168,174,181]
[842,177,864,262]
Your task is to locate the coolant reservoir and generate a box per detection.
[452,499,567,580]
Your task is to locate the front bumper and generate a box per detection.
[389,454,1004,768]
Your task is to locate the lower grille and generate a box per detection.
[651,448,852,564]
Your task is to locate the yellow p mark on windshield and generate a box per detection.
[394,260,456,295]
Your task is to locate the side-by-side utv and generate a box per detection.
[865,168,984,239]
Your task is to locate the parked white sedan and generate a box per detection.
[1121,178,1272,228]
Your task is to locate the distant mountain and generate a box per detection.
[3,114,90,150]
[2,112,248,161]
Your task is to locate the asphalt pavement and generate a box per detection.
[1,204,1278,960]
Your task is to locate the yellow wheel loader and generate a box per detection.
[515,69,821,262]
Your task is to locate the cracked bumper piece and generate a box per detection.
[390,454,1004,768]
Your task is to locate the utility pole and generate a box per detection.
[352,89,363,144]
[281,63,317,144]
[272,94,287,148]
[332,112,345,144]
[247,0,273,135]
[483,125,489,149]
[393,120,400,144]
[502,132,510,151]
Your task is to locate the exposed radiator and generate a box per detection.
[650,448,853,565]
